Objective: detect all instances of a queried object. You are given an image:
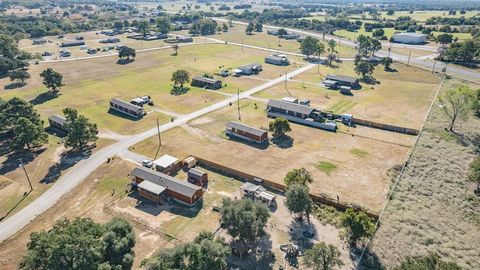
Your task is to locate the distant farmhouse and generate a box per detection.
[392,33,427,44]
[109,98,145,118]
[131,166,204,206]
[225,121,268,144]
[48,114,68,132]
[32,38,46,45]
[191,76,223,90]
[234,63,263,76]
[265,54,289,66]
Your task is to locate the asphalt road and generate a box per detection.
[0,63,316,242]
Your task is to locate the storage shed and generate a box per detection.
[131,166,203,206]
[191,76,223,90]
[153,154,179,174]
[225,121,268,144]
[187,168,208,187]
[325,74,359,88]
[48,114,68,132]
[110,98,145,118]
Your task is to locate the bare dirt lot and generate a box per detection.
[131,99,414,213]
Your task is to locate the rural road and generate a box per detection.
[213,18,480,81]
[0,63,316,242]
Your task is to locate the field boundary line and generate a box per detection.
[355,76,445,269]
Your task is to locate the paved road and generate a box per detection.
[214,18,480,81]
[0,63,316,242]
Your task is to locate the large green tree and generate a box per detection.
[327,39,337,66]
[40,68,64,93]
[20,217,135,270]
[171,69,190,88]
[354,60,375,80]
[284,167,313,188]
[356,35,382,57]
[12,117,48,149]
[142,231,229,270]
[63,108,98,150]
[156,17,171,34]
[304,242,343,270]
[118,46,136,61]
[8,69,30,83]
[300,36,322,59]
[0,34,31,76]
[341,208,375,242]
[245,22,255,34]
[439,85,475,131]
[138,20,150,36]
[436,33,453,48]
[221,198,270,246]
[285,184,313,223]
[268,117,291,138]
[0,97,43,133]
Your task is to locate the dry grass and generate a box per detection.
[367,78,480,270]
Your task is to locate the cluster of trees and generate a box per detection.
[300,36,325,59]
[0,34,31,88]
[62,108,98,150]
[20,217,135,270]
[439,85,480,131]
[426,16,480,26]
[142,231,229,270]
[245,21,262,34]
[284,168,314,223]
[439,39,480,63]
[189,18,218,36]
[0,97,48,150]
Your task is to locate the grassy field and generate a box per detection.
[366,79,480,270]
[1,43,293,134]
[378,10,480,22]
[334,27,397,41]
[255,61,441,129]
[131,98,415,213]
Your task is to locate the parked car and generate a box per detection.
[142,160,153,168]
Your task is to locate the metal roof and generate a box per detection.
[237,63,262,70]
[188,168,206,178]
[153,154,178,169]
[131,166,202,197]
[225,121,267,137]
[393,32,427,38]
[48,114,67,125]
[138,180,166,195]
[326,74,358,84]
[267,99,315,115]
[259,191,275,201]
[192,76,221,84]
[265,55,287,61]
[110,98,143,112]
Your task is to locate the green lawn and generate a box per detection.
[334,27,397,41]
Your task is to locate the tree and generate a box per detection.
[8,69,30,83]
[12,117,48,149]
[39,68,64,93]
[0,34,31,76]
[354,60,375,80]
[172,44,179,55]
[156,17,171,34]
[142,231,229,270]
[387,9,395,16]
[0,97,43,133]
[63,108,98,150]
[382,57,393,71]
[221,198,270,246]
[246,22,254,34]
[284,167,313,187]
[439,85,475,131]
[357,35,381,56]
[468,156,480,191]
[285,184,313,223]
[393,253,462,270]
[138,20,149,36]
[268,117,291,138]
[304,242,343,270]
[300,36,321,59]
[372,28,384,37]
[255,22,263,32]
[277,28,288,36]
[171,69,190,89]
[118,46,136,61]
[20,217,135,270]
[113,21,123,30]
[437,33,453,47]
[190,19,218,36]
[327,39,337,66]
[341,208,375,242]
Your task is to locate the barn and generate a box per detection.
[225,121,268,144]
[131,166,204,206]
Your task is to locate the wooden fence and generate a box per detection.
[352,117,419,135]
[192,156,379,220]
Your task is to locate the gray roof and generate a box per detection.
[393,32,427,38]
[267,99,315,115]
[192,76,221,84]
[48,114,67,125]
[132,166,202,197]
[265,55,287,61]
[238,63,262,70]
[188,168,206,178]
[110,98,143,111]
[225,121,267,137]
[326,74,358,84]
[138,180,166,195]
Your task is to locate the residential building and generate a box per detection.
[265,55,289,66]
[234,63,263,76]
[109,98,145,118]
[325,74,360,88]
[187,168,208,186]
[48,114,68,132]
[131,166,204,206]
[191,76,223,90]
[153,154,179,174]
[225,121,268,144]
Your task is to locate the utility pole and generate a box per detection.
[19,159,33,192]
[154,118,161,160]
[407,50,411,66]
[284,69,288,90]
[241,38,244,52]
[432,59,437,73]
[237,88,241,120]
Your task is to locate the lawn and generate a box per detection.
[255,61,441,130]
[334,27,397,41]
[378,10,480,22]
[1,43,291,134]
[366,78,480,270]
[131,98,414,213]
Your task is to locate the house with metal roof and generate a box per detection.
[191,76,223,90]
[265,55,289,66]
[392,32,427,44]
[234,63,263,76]
[131,166,204,206]
[325,74,360,88]
[225,121,268,144]
[109,98,145,118]
[48,114,68,132]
